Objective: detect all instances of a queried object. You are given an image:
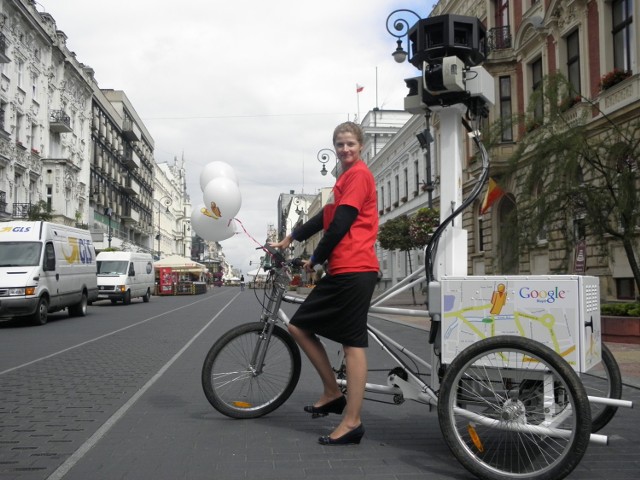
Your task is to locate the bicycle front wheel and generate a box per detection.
[202,322,301,419]
[437,336,591,480]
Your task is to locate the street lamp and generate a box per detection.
[317,148,336,177]
[104,207,113,248]
[385,9,421,63]
[156,195,172,259]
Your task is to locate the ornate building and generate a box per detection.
[372,0,640,301]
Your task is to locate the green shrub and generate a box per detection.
[601,303,640,316]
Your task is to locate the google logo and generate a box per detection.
[519,286,566,303]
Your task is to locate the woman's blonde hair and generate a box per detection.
[333,121,364,145]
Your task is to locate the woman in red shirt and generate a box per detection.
[271,122,379,445]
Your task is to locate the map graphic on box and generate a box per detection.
[439,275,601,373]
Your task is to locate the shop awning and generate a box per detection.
[154,255,207,272]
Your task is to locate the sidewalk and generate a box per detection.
[372,286,640,389]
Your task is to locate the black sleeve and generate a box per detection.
[311,205,358,265]
[291,210,324,242]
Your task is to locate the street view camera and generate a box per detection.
[402,15,494,113]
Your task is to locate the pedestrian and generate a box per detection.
[240,274,245,291]
[269,121,378,446]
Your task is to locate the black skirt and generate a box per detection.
[290,271,378,347]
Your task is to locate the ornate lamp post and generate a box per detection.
[385,9,422,64]
[317,148,336,177]
[156,195,172,259]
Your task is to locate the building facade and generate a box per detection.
[371,0,640,301]
[1,1,195,263]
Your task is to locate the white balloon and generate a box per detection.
[199,161,238,191]
[191,204,236,242]
[202,176,242,220]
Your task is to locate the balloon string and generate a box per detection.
[231,218,274,261]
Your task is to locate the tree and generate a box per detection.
[378,209,439,304]
[506,73,640,295]
[409,207,440,247]
[27,201,53,222]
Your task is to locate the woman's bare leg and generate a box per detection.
[288,323,342,406]
[330,345,367,438]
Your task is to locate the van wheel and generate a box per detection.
[69,293,88,317]
[142,289,150,303]
[31,297,49,326]
[123,290,131,305]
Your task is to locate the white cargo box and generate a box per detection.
[438,275,601,373]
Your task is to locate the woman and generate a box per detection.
[270,121,379,445]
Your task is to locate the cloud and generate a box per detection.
[39,0,435,271]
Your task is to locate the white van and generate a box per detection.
[96,252,154,305]
[0,221,98,325]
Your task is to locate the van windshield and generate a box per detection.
[97,260,129,275]
[0,242,42,267]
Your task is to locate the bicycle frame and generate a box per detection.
[272,263,629,446]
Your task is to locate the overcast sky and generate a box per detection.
[38,0,438,272]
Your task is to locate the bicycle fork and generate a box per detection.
[250,285,287,376]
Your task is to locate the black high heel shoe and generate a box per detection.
[303,395,346,417]
[318,424,365,445]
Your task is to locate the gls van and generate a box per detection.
[0,221,99,325]
[96,252,154,304]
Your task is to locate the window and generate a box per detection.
[16,59,24,89]
[414,160,419,194]
[499,76,513,141]
[566,30,581,96]
[46,185,52,210]
[16,113,24,145]
[386,181,391,208]
[29,179,37,204]
[612,0,633,72]
[403,167,408,199]
[30,123,39,151]
[31,73,38,99]
[573,217,586,240]
[394,175,399,204]
[531,58,544,123]
[380,186,384,211]
[495,0,509,28]
[616,278,636,300]
[0,100,6,132]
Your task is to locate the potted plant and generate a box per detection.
[599,69,632,91]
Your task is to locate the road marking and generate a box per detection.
[46,291,241,480]
[0,290,234,376]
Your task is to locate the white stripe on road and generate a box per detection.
[46,291,241,480]
[0,291,232,376]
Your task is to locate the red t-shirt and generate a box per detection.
[322,160,379,275]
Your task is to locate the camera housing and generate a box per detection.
[407,14,486,70]
[402,15,493,111]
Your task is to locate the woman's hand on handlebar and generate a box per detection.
[268,235,292,250]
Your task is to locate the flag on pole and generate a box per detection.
[480,177,505,214]
[356,84,364,93]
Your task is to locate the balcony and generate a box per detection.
[122,148,141,169]
[0,33,9,63]
[122,207,140,225]
[122,178,140,196]
[487,26,512,52]
[49,110,73,133]
[598,73,639,117]
[122,117,140,142]
[12,203,31,219]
